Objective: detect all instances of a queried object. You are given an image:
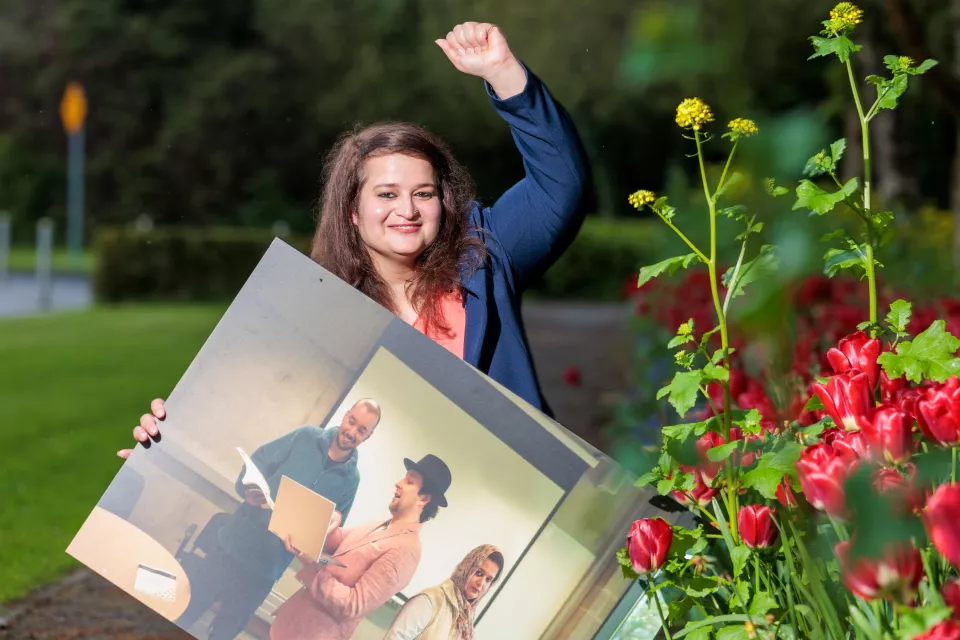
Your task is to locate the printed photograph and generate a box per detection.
[67,241,679,640]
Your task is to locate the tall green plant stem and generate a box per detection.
[695,130,739,543]
[845,58,878,326]
[650,585,673,640]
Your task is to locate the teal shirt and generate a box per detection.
[217,425,360,581]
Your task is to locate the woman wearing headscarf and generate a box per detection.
[383,544,504,640]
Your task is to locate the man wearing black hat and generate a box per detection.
[273,455,452,640]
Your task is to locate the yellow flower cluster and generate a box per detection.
[829,2,863,34]
[675,98,715,131]
[628,190,657,210]
[897,56,914,72]
[728,118,759,137]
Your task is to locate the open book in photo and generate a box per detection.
[236,447,275,509]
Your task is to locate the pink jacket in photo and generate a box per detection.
[269,519,422,640]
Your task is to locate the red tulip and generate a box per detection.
[827,331,881,388]
[924,483,960,568]
[776,477,798,508]
[917,378,960,447]
[913,621,960,640]
[738,505,779,549]
[896,387,923,420]
[943,579,960,620]
[862,403,915,464]
[881,370,906,402]
[832,430,872,464]
[813,370,874,432]
[672,473,718,507]
[835,540,924,603]
[796,443,851,517]
[626,518,673,575]
[695,431,725,485]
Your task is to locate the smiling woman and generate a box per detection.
[121,20,590,458]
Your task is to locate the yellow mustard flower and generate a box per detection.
[728,118,759,138]
[829,2,863,34]
[897,56,914,72]
[628,190,657,210]
[675,98,715,131]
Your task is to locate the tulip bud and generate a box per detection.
[917,378,960,447]
[775,477,798,508]
[827,331,881,388]
[912,620,960,640]
[835,540,924,603]
[737,505,779,549]
[796,443,850,517]
[924,483,960,568]
[813,370,874,432]
[862,403,915,464]
[832,430,872,464]
[672,472,718,508]
[626,518,673,575]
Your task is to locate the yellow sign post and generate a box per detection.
[60,82,87,257]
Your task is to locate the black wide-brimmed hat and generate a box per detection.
[403,454,452,508]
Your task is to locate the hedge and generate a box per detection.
[92,218,661,303]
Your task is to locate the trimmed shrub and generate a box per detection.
[93,218,660,303]
[93,227,310,302]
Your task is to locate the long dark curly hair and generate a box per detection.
[311,122,486,336]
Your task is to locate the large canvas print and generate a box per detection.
[67,240,673,640]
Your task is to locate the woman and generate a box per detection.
[384,544,504,640]
[118,21,589,459]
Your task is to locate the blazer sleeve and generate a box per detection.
[303,545,419,621]
[482,62,590,288]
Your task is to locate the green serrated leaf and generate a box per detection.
[716,173,745,199]
[716,627,749,640]
[657,476,679,496]
[830,138,846,163]
[734,222,764,242]
[803,394,825,412]
[865,74,885,85]
[886,299,912,334]
[703,362,729,382]
[668,334,696,349]
[874,73,909,112]
[823,245,867,278]
[635,470,659,488]
[793,178,858,215]
[722,245,779,300]
[883,55,901,71]
[638,253,701,288]
[914,59,938,74]
[661,370,704,418]
[616,547,640,580]
[730,545,751,580]
[809,35,862,62]
[718,205,748,221]
[749,591,780,616]
[685,627,714,640]
[662,421,708,442]
[706,441,739,463]
[821,229,849,243]
[733,408,762,435]
[686,574,722,598]
[877,320,960,383]
[741,442,802,499]
[801,418,829,438]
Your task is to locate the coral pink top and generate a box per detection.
[414,292,466,359]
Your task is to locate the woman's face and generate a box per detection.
[353,153,442,270]
[464,558,500,602]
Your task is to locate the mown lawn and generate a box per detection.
[0,304,224,603]
[6,247,95,274]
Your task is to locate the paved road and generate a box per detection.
[0,273,93,318]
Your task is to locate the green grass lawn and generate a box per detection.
[0,304,224,603]
[6,247,96,274]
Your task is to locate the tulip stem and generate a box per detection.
[650,587,673,640]
[696,129,738,544]
[828,517,850,543]
[952,446,957,484]
[846,57,877,327]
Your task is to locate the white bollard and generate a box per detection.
[0,212,9,285]
[36,218,53,311]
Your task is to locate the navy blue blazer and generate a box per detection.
[460,64,590,416]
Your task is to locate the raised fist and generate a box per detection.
[435,22,520,87]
